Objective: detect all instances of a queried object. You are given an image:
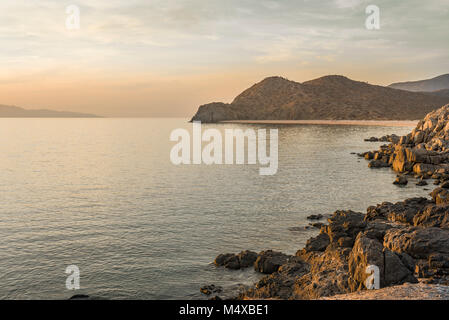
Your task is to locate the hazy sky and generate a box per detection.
[0,0,448,117]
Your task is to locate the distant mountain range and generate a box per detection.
[0,105,100,118]
[191,75,449,122]
[389,74,449,92]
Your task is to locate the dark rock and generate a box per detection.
[383,227,449,259]
[309,222,325,229]
[306,214,324,220]
[324,210,366,244]
[348,233,416,291]
[416,179,428,186]
[365,197,431,224]
[214,250,258,270]
[254,250,291,274]
[243,258,308,299]
[200,284,223,295]
[304,233,330,252]
[430,187,449,205]
[69,294,90,300]
[413,204,449,229]
[237,250,258,268]
[393,175,408,185]
[368,160,390,168]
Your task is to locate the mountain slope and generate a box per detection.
[191,75,449,122]
[0,105,100,118]
[389,74,449,92]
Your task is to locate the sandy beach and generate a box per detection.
[221,120,419,127]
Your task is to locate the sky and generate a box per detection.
[0,0,448,117]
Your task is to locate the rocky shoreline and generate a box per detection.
[203,104,449,300]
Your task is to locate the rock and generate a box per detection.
[441,181,449,188]
[293,246,352,299]
[413,204,449,229]
[200,284,223,295]
[237,250,258,268]
[254,250,291,274]
[416,179,428,186]
[214,250,258,270]
[364,137,379,142]
[365,197,432,225]
[304,233,330,252]
[430,187,449,205]
[348,233,416,291]
[324,210,366,245]
[368,160,390,168]
[393,175,408,185]
[68,294,90,300]
[307,214,324,220]
[383,227,449,259]
[309,222,325,229]
[242,258,308,299]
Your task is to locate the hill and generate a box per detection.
[0,105,100,118]
[389,74,449,92]
[191,75,449,122]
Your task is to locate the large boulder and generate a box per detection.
[348,233,416,291]
[324,210,366,245]
[214,250,258,270]
[413,204,449,229]
[254,250,291,274]
[242,257,309,299]
[383,227,449,259]
[430,187,449,205]
[365,197,431,224]
[304,233,330,252]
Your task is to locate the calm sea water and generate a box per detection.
[0,118,429,299]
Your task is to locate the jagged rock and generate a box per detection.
[304,233,330,252]
[365,137,379,142]
[254,250,291,274]
[368,160,390,168]
[307,214,324,220]
[430,187,449,205]
[393,175,408,185]
[365,197,432,224]
[293,246,352,299]
[237,250,258,268]
[242,257,309,299]
[309,222,325,229]
[383,227,449,259]
[416,179,428,186]
[413,204,449,228]
[348,233,416,291]
[324,210,366,245]
[200,284,223,295]
[214,250,258,270]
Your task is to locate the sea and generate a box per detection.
[0,118,429,299]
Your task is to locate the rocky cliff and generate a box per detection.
[191,76,449,122]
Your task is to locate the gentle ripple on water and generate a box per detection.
[0,118,430,299]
